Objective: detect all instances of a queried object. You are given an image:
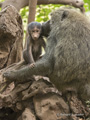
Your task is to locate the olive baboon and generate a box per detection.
[3,8,90,100]
[23,22,46,64]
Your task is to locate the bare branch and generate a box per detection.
[0,2,3,7]
[1,0,85,12]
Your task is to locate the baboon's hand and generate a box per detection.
[3,71,11,80]
[3,71,16,81]
[29,63,35,68]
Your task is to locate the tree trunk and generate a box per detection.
[24,0,38,49]
[1,0,85,12]
[0,5,23,69]
[28,0,37,23]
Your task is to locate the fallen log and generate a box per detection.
[0,61,90,120]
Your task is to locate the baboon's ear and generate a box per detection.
[61,11,69,21]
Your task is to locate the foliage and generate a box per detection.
[36,4,62,22]
[84,0,90,11]
[20,7,29,35]
[0,0,4,2]
[0,0,4,11]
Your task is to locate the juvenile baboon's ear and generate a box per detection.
[61,11,69,21]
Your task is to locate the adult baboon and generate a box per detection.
[3,7,90,100]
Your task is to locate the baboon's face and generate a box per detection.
[50,7,85,29]
[50,8,69,27]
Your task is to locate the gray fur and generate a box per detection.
[4,8,90,100]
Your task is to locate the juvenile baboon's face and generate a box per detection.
[30,27,41,41]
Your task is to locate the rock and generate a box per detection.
[17,108,36,120]
[33,93,70,120]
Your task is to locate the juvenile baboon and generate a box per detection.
[23,22,46,64]
[3,8,90,100]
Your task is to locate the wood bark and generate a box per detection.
[28,0,37,23]
[1,0,85,12]
[0,5,23,70]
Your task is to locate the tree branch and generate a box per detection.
[1,0,85,12]
[37,0,85,12]
[0,2,3,7]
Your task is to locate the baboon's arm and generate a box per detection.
[3,57,52,83]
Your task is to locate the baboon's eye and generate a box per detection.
[61,11,69,21]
